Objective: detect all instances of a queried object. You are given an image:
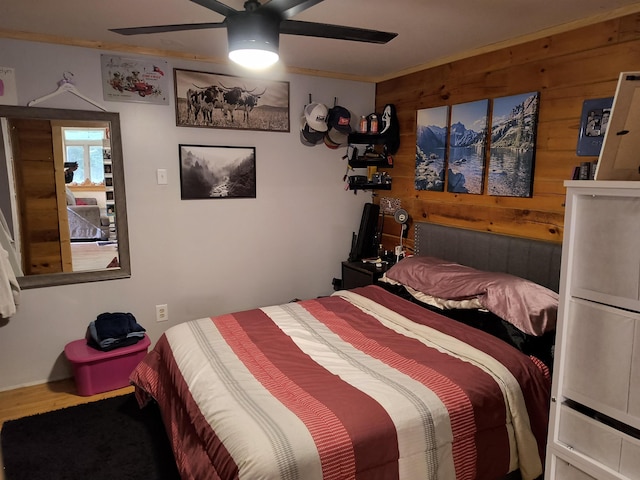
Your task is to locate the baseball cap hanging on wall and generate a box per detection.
[300,116,324,146]
[299,96,356,149]
[304,102,328,131]
[324,128,349,148]
[328,105,352,134]
[299,95,328,146]
[323,102,352,149]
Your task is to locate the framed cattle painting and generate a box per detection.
[174,68,290,132]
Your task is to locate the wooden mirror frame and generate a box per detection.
[0,105,130,288]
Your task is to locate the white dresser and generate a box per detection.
[546,181,640,480]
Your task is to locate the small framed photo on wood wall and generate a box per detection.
[576,97,613,156]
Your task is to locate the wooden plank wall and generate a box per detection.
[9,118,66,275]
[375,13,640,248]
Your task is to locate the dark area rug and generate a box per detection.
[1,393,180,480]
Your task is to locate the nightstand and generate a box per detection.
[341,261,389,290]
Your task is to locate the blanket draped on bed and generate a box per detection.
[131,286,550,480]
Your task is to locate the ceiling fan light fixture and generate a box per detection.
[227,11,280,70]
[229,48,279,69]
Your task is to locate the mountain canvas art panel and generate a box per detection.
[446,99,489,194]
[415,105,449,192]
[487,92,539,197]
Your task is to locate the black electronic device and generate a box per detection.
[348,175,368,185]
[348,202,380,261]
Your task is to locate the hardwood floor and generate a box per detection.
[0,378,133,480]
[70,241,119,271]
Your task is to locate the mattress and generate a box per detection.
[131,285,550,480]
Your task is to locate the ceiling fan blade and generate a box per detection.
[280,19,397,44]
[189,0,238,18]
[110,22,226,36]
[261,0,324,19]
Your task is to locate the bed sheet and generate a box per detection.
[378,281,556,371]
[131,285,550,480]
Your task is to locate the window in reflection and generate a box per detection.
[63,126,108,186]
[60,125,117,269]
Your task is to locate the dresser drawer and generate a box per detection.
[621,438,640,478]
[558,405,622,471]
[557,404,640,480]
[629,321,640,419]
[571,195,640,304]
[552,457,596,480]
[564,298,637,414]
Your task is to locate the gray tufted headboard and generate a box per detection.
[414,223,562,292]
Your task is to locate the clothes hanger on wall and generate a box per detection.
[27,72,107,111]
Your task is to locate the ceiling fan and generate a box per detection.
[110,0,398,69]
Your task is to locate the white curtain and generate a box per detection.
[0,208,21,318]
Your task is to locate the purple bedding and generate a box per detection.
[383,256,558,336]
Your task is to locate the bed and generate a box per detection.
[379,223,561,371]
[130,223,561,480]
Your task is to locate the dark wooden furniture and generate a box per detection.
[341,261,389,289]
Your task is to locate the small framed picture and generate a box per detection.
[179,144,256,199]
[101,54,169,105]
[577,97,614,156]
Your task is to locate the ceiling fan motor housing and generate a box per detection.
[226,9,280,55]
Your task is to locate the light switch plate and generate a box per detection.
[156,168,168,185]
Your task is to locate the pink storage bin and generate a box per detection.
[64,334,150,396]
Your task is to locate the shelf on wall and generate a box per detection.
[348,132,390,145]
[348,183,392,191]
[348,156,394,169]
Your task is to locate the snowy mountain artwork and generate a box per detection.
[487,92,540,197]
[446,100,489,194]
[415,105,449,191]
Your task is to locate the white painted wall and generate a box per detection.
[0,38,375,391]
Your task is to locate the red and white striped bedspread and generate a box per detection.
[131,285,550,480]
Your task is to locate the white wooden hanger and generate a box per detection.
[27,72,107,111]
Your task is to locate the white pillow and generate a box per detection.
[380,274,484,310]
[65,187,76,205]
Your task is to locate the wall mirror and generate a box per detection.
[0,105,130,288]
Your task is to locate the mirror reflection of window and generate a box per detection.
[62,127,108,186]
